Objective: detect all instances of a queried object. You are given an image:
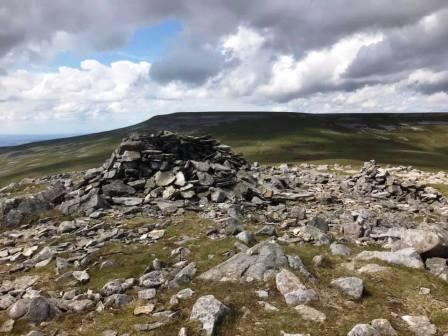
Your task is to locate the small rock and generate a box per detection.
[211,189,226,203]
[148,229,165,240]
[9,297,57,323]
[426,257,448,281]
[308,216,329,232]
[190,295,229,336]
[330,277,364,299]
[121,150,141,162]
[355,248,424,269]
[312,255,325,267]
[276,269,318,306]
[67,299,94,313]
[139,271,166,288]
[294,304,326,322]
[256,225,276,236]
[236,231,256,245]
[347,324,379,336]
[101,330,118,336]
[255,290,269,299]
[401,315,437,336]
[357,264,390,274]
[155,171,175,186]
[58,220,77,233]
[104,294,132,309]
[138,288,157,300]
[175,172,186,186]
[134,321,169,332]
[330,242,352,256]
[134,304,155,315]
[72,270,90,284]
[371,319,397,336]
[25,331,45,336]
[176,288,194,300]
[0,294,16,310]
[280,332,310,336]
[258,301,279,312]
[419,287,431,295]
[101,279,125,296]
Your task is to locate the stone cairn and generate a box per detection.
[346,160,441,203]
[59,131,250,215]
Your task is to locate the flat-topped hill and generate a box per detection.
[1,112,448,186]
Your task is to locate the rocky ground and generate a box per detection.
[1,131,448,336]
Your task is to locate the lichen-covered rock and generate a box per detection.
[139,271,167,288]
[199,241,287,282]
[294,305,326,322]
[401,315,436,336]
[8,297,58,323]
[388,227,448,258]
[330,277,364,299]
[355,248,424,269]
[190,295,229,336]
[347,324,379,336]
[276,269,319,306]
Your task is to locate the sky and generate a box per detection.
[0,1,448,134]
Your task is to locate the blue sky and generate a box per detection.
[52,19,183,69]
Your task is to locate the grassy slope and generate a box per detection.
[1,112,448,186]
[208,113,448,167]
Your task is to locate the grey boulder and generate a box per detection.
[330,277,364,300]
[276,269,318,306]
[9,297,58,323]
[355,248,424,269]
[190,295,229,336]
[199,241,287,282]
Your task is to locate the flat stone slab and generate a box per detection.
[199,241,288,282]
[355,248,424,269]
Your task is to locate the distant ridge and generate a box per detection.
[1,111,448,185]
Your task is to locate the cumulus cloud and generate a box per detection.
[346,8,448,80]
[0,60,151,122]
[406,69,448,94]
[257,34,383,101]
[1,1,448,131]
[1,1,446,69]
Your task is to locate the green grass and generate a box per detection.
[1,112,448,187]
[68,243,448,335]
[4,211,448,335]
[430,183,448,197]
[85,242,171,291]
[206,114,448,170]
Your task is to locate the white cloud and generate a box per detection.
[258,33,383,100]
[1,54,446,134]
[0,24,446,133]
[0,60,151,124]
[427,91,448,103]
[222,26,266,59]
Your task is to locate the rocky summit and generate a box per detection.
[1,132,448,335]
